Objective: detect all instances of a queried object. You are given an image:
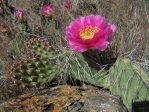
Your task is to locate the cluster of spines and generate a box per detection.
[25,35,54,58]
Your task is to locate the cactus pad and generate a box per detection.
[25,36,54,58]
[109,59,149,111]
[7,58,57,86]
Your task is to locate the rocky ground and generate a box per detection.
[0,84,127,112]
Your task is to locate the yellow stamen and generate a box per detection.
[80,26,100,40]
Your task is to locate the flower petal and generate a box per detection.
[94,41,110,51]
[108,23,116,33]
[94,15,107,29]
[69,41,88,52]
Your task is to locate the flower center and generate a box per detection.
[80,26,100,40]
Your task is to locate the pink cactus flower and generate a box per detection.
[41,4,54,17]
[64,1,72,8]
[16,8,25,20]
[66,15,116,52]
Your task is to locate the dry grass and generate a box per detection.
[0,0,149,101]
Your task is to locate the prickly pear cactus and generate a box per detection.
[7,36,57,86]
[71,55,149,112]
[8,58,57,86]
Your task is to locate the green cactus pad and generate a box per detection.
[7,58,57,86]
[25,36,54,58]
[109,58,149,111]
